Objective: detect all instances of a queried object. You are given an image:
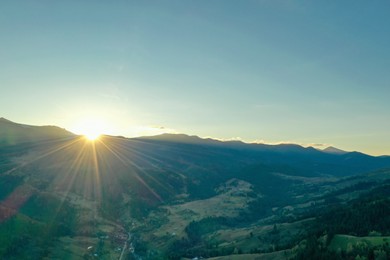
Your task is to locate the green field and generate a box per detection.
[139,179,255,250]
[183,250,292,260]
[329,234,390,251]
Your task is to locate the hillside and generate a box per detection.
[0,120,390,259]
[0,117,74,145]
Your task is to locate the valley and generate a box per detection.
[0,119,390,259]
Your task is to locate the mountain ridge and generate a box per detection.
[137,133,386,158]
[1,118,389,159]
[323,146,348,155]
[0,117,74,145]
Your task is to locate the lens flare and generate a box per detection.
[84,132,101,141]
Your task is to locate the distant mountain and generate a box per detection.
[139,133,325,153]
[0,117,74,145]
[138,133,223,146]
[136,133,390,176]
[322,146,348,155]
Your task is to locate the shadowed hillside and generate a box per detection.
[0,118,74,145]
[0,120,390,259]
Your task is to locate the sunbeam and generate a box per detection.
[97,138,163,202]
[4,137,81,175]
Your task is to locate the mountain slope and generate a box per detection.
[1,120,390,259]
[0,118,74,145]
[136,133,390,177]
[323,146,348,155]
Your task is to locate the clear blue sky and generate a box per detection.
[1,1,389,155]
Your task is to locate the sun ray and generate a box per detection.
[97,139,163,202]
[112,140,185,197]
[0,137,92,225]
[91,141,102,204]
[4,137,81,175]
[111,138,190,179]
[50,139,89,193]
[107,138,190,188]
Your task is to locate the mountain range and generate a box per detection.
[0,118,389,259]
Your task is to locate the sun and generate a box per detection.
[71,117,107,141]
[84,132,101,141]
[81,126,102,141]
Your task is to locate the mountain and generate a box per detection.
[323,146,348,154]
[137,133,390,177]
[0,117,74,145]
[139,133,318,151]
[0,119,390,259]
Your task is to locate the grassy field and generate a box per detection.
[43,190,126,259]
[140,179,255,249]
[208,218,313,254]
[137,178,317,256]
[47,236,97,260]
[329,234,390,251]
[183,250,292,260]
[45,222,126,260]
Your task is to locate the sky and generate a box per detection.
[1,0,390,156]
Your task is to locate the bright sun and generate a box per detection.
[71,117,107,141]
[84,132,101,141]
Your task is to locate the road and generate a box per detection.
[119,232,132,260]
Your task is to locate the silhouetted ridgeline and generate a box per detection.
[0,118,73,145]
